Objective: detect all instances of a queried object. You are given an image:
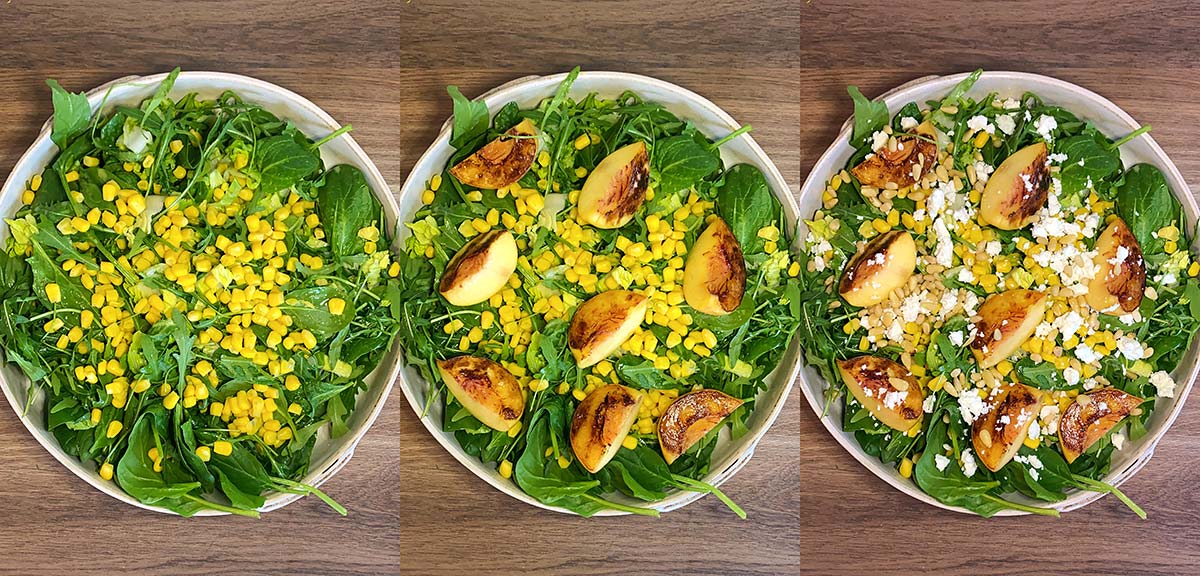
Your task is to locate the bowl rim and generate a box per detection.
[797,70,1199,516]
[395,69,800,516]
[0,70,402,516]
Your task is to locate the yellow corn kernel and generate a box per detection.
[1023,436,1040,450]
[573,134,591,150]
[173,165,187,179]
[1165,240,1178,254]
[106,420,123,438]
[45,283,62,303]
[421,189,435,205]
[213,440,233,456]
[499,459,513,479]
[1190,262,1200,277]
[99,462,114,480]
[194,446,212,462]
[44,318,64,333]
[871,218,890,234]
[621,435,638,450]
[21,190,34,205]
[556,456,570,469]
[328,297,346,315]
[973,131,990,148]
[899,457,914,478]
[163,391,180,410]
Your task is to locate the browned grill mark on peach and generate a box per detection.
[839,230,903,295]
[657,389,744,463]
[439,229,503,293]
[449,119,538,190]
[597,147,649,222]
[850,136,937,189]
[1059,387,1144,462]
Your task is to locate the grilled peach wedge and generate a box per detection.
[971,289,1047,369]
[838,230,917,308]
[577,141,650,229]
[1059,387,1144,463]
[571,384,644,473]
[438,229,518,306]
[568,290,648,368]
[979,142,1050,230]
[449,118,538,189]
[683,217,746,316]
[657,389,744,464]
[437,355,525,432]
[1087,217,1146,314]
[850,121,937,189]
[836,355,923,431]
[972,383,1044,472]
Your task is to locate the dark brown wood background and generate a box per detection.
[395,2,801,575]
[799,2,1200,575]
[0,2,406,574]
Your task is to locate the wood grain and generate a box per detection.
[799,2,1200,575]
[393,1,801,575]
[0,1,405,574]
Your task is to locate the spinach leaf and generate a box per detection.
[116,416,201,504]
[847,86,888,146]
[653,133,720,195]
[317,164,380,259]
[715,164,779,251]
[28,243,89,309]
[447,86,490,149]
[256,134,321,194]
[492,102,522,133]
[46,79,92,149]
[614,356,683,390]
[1058,131,1121,195]
[285,285,354,341]
[1116,163,1179,249]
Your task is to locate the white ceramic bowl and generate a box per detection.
[799,71,1199,515]
[397,71,800,515]
[0,71,402,515]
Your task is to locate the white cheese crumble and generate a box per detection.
[1075,343,1102,364]
[934,454,950,472]
[1150,370,1176,398]
[1034,114,1058,141]
[932,218,954,267]
[961,449,978,477]
[967,115,995,134]
[972,161,994,184]
[901,291,928,323]
[870,130,889,152]
[957,268,975,283]
[1116,335,1146,361]
[900,116,919,130]
[948,330,965,347]
[958,390,987,425]
[1062,367,1081,386]
[1055,310,1085,342]
[923,394,936,413]
[995,113,1016,135]
[1112,432,1126,451]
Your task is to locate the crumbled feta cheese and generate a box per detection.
[985,241,1002,257]
[1002,98,1021,110]
[1034,114,1058,141]
[1062,367,1080,386]
[958,268,976,283]
[1150,370,1176,398]
[948,330,965,347]
[967,115,995,134]
[962,292,980,317]
[1116,335,1145,361]
[900,116,919,130]
[973,161,994,184]
[939,291,959,319]
[901,291,928,323]
[961,449,978,477]
[1047,152,1068,165]
[871,130,889,152]
[958,390,988,425]
[995,113,1016,135]
[932,218,953,267]
[883,389,907,409]
[1056,311,1085,342]
[1040,404,1061,435]
[1028,420,1041,440]
[923,394,936,413]
[934,454,950,472]
[1112,432,1126,451]
[887,319,904,342]
[1074,343,1102,364]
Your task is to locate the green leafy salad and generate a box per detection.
[1,69,402,516]
[802,69,1199,517]
[394,68,802,516]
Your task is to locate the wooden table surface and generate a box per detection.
[798,2,1200,575]
[395,2,801,575]
[0,2,407,574]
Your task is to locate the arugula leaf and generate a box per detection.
[615,356,683,390]
[847,86,888,146]
[447,86,490,149]
[46,79,92,149]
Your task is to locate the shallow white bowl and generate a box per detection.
[798,71,1199,516]
[396,71,799,515]
[0,71,402,515]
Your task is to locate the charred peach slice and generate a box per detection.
[438,229,518,306]
[971,289,1047,369]
[836,355,923,431]
[838,230,917,308]
[570,384,644,473]
[1059,387,1144,463]
[972,383,1044,472]
[437,355,525,432]
[979,142,1050,230]
[1087,217,1146,314]
[577,141,650,229]
[568,290,648,368]
[850,121,937,189]
[657,389,744,464]
[449,118,538,190]
[683,217,746,316]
